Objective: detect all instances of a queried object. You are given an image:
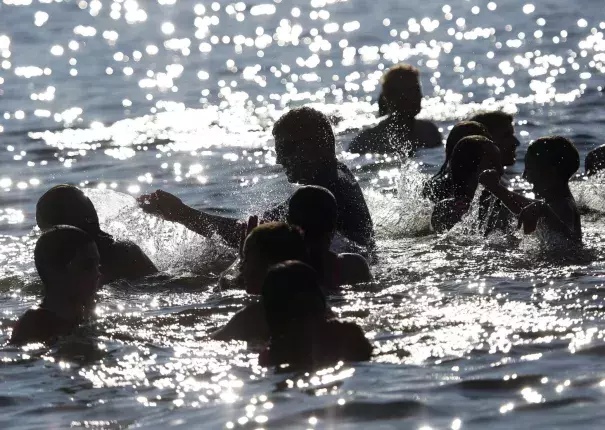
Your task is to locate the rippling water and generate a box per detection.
[2,0,605,428]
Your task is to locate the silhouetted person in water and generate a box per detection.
[349,64,442,156]
[422,121,492,203]
[259,261,372,369]
[585,145,605,176]
[138,107,374,248]
[288,185,371,290]
[470,111,520,167]
[431,136,502,232]
[212,222,310,342]
[36,185,157,284]
[480,136,582,244]
[11,226,101,345]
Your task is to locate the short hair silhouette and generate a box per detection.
[36,185,100,236]
[450,135,499,195]
[526,136,579,180]
[379,64,421,117]
[287,186,338,240]
[272,106,335,151]
[244,222,307,264]
[585,145,605,176]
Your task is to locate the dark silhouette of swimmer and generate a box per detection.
[422,121,492,203]
[480,136,582,243]
[212,222,310,342]
[469,111,520,167]
[138,107,374,248]
[10,226,101,345]
[349,64,442,156]
[288,185,371,289]
[585,145,605,176]
[36,185,157,284]
[431,136,502,232]
[259,261,372,368]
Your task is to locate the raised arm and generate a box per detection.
[479,170,534,215]
[138,190,242,248]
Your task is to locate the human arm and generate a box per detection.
[138,190,242,248]
[479,170,534,216]
[517,200,580,241]
[339,253,372,285]
[210,302,268,343]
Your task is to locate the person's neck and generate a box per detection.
[300,160,337,185]
[535,182,570,201]
[41,292,87,324]
[389,112,415,128]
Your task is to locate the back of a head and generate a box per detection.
[36,185,100,236]
[445,121,492,163]
[527,136,580,180]
[35,225,95,288]
[245,222,307,265]
[380,64,421,116]
[469,111,513,137]
[272,106,335,151]
[262,261,326,331]
[287,186,337,240]
[585,145,605,176]
[450,136,499,190]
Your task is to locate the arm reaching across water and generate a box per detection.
[137,190,243,248]
[479,170,533,216]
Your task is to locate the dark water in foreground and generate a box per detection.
[2,0,605,428]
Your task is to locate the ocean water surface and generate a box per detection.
[2,0,605,428]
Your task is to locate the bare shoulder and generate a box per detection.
[414,119,442,148]
[338,253,372,283]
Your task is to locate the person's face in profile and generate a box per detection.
[275,137,323,183]
[66,242,101,301]
[494,123,520,167]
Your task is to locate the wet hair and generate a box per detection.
[585,145,605,176]
[450,136,499,196]
[287,186,338,240]
[272,106,335,151]
[34,225,95,289]
[262,261,326,331]
[469,111,514,137]
[379,64,421,116]
[36,185,101,237]
[244,222,307,264]
[526,136,580,180]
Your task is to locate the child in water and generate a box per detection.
[37,185,157,284]
[422,121,492,203]
[349,63,442,156]
[479,136,582,243]
[470,111,520,167]
[287,185,371,290]
[259,261,372,368]
[10,226,101,346]
[212,222,309,342]
[585,145,605,176]
[431,136,502,232]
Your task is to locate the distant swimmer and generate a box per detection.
[212,222,310,342]
[422,121,492,204]
[287,185,371,290]
[431,136,502,232]
[36,185,157,284]
[585,145,605,176]
[258,261,373,368]
[469,111,520,168]
[10,226,101,345]
[138,106,375,248]
[349,63,442,156]
[480,136,582,244]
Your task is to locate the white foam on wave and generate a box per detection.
[85,189,236,273]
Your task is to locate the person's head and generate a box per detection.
[524,136,579,194]
[242,222,307,295]
[261,261,326,336]
[445,121,492,164]
[470,111,519,166]
[35,225,101,307]
[450,136,502,199]
[287,186,338,248]
[379,64,422,118]
[585,145,605,176]
[272,107,336,183]
[36,185,101,237]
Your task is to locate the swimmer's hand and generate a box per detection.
[517,201,544,234]
[137,190,185,222]
[239,215,259,257]
[478,169,501,190]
